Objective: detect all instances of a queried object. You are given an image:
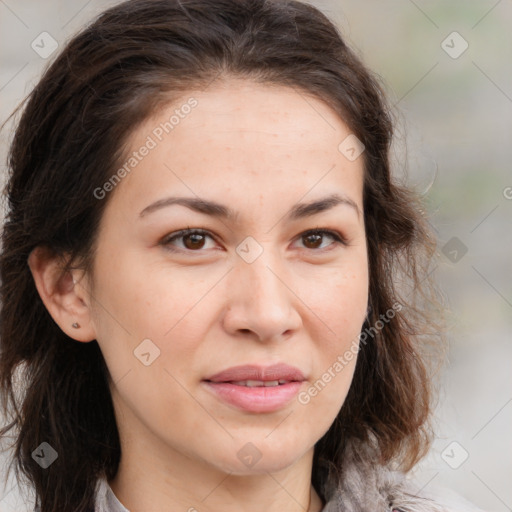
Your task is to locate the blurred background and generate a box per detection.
[1,0,511,511]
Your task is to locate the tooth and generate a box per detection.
[245,380,265,387]
[229,380,288,387]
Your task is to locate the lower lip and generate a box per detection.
[202,381,303,413]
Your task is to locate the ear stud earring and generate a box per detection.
[72,322,80,329]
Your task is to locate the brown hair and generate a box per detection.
[0,1,443,511]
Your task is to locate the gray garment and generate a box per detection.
[94,477,334,511]
[94,478,129,512]
[93,473,484,512]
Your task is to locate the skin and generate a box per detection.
[28,78,369,512]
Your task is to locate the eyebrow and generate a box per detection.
[139,192,361,221]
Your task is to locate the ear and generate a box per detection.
[27,246,96,342]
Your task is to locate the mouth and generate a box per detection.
[227,379,291,387]
[204,362,306,383]
[202,363,306,413]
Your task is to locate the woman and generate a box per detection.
[0,1,483,511]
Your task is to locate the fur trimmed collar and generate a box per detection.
[319,439,483,512]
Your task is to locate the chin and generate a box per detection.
[222,456,302,476]
[211,437,312,476]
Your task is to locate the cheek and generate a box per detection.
[93,247,215,339]
[298,263,368,404]
[305,263,368,341]
[334,272,368,335]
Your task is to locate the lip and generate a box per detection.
[203,363,306,413]
[205,363,306,383]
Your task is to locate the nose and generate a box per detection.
[222,252,303,343]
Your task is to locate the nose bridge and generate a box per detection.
[246,257,287,307]
[224,242,301,340]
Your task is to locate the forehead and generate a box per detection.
[105,79,364,221]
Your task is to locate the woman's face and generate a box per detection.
[85,79,369,475]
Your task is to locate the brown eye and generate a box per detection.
[302,232,323,249]
[162,229,216,252]
[297,229,347,251]
[182,232,207,250]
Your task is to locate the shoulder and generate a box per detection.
[319,438,484,512]
[33,476,126,512]
[321,466,485,512]
[94,476,130,512]
[395,479,487,512]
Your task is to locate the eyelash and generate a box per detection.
[160,227,348,254]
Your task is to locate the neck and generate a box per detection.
[109,428,324,512]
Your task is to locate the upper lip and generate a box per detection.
[204,363,306,383]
